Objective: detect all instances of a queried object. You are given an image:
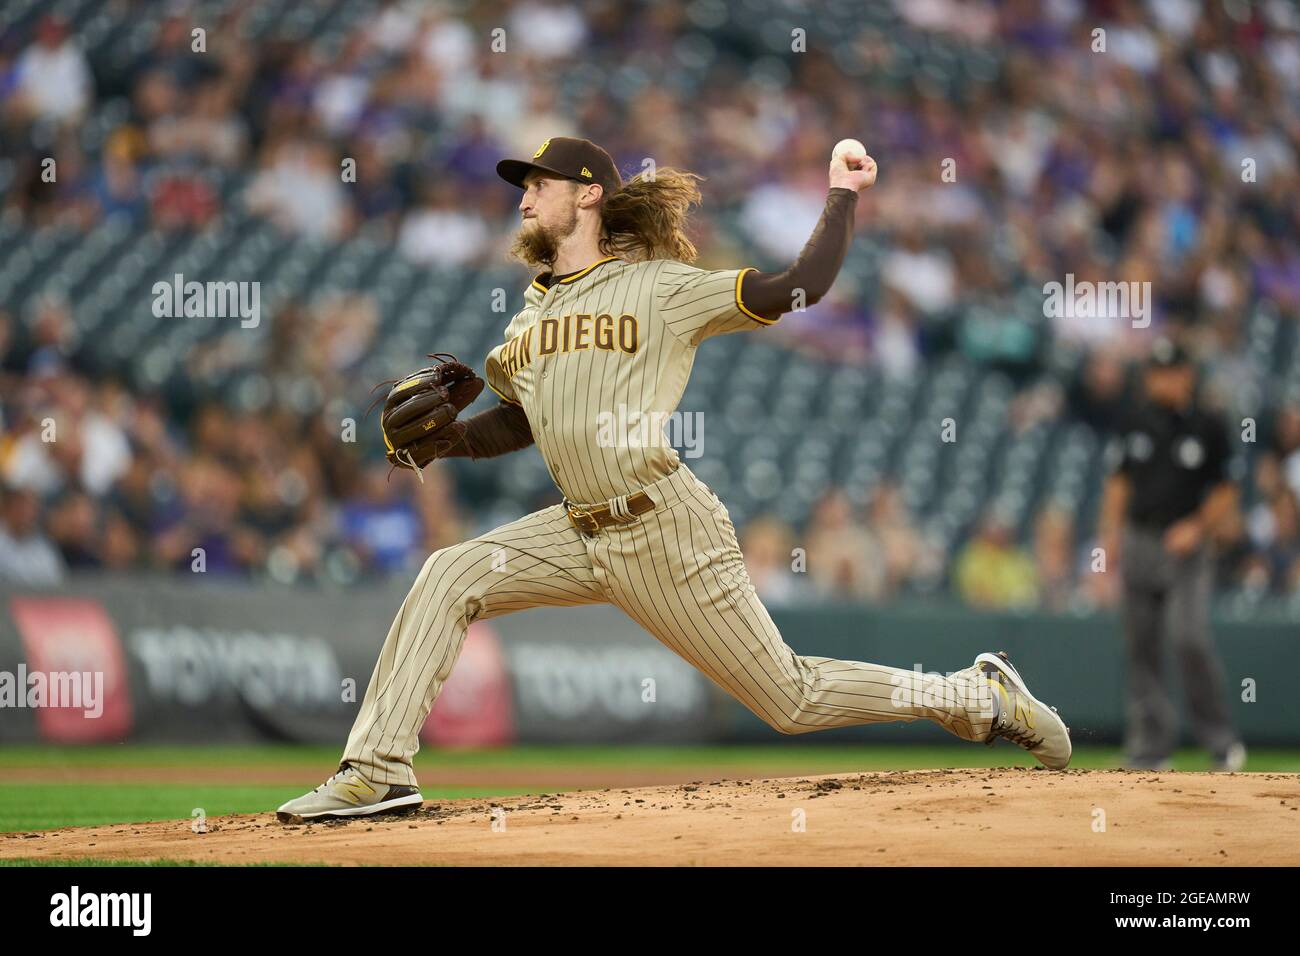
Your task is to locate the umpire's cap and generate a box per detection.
[497,137,621,196]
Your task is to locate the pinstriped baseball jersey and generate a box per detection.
[339,254,1003,790]
[483,256,773,504]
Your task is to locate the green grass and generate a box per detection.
[1,744,1296,834]
[0,783,539,833]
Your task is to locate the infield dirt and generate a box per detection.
[4,767,1298,866]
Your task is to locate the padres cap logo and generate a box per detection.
[498,137,622,194]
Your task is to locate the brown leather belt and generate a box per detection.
[564,492,656,536]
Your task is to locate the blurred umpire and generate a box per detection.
[1099,338,1246,772]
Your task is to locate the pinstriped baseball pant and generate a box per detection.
[343,464,996,786]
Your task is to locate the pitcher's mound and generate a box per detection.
[4,768,1297,866]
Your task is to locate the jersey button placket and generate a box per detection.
[539,340,550,426]
[537,285,558,430]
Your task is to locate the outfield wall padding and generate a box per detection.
[0,578,1294,746]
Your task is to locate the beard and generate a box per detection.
[508,205,579,268]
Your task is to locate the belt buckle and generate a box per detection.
[564,500,597,536]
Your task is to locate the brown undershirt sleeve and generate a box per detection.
[739,187,859,320]
[442,401,536,459]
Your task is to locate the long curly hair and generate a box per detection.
[598,167,702,263]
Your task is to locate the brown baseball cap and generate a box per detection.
[497,137,622,196]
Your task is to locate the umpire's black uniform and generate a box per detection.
[1105,341,1243,770]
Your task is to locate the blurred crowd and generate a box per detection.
[1,1,1298,608]
[742,396,1300,612]
[0,296,468,585]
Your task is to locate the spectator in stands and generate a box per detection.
[1236,552,1273,601]
[8,16,92,125]
[773,277,872,364]
[509,0,589,61]
[23,294,83,376]
[881,223,956,317]
[869,289,922,381]
[130,69,182,152]
[46,491,105,569]
[0,398,59,496]
[64,377,133,496]
[339,465,424,574]
[805,489,883,602]
[151,77,249,167]
[862,481,925,601]
[153,458,264,576]
[138,12,215,90]
[101,510,141,570]
[740,515,801,605]
[309,293,381,381]
[1247,487,1300,594]
[0,486,65,585]
[90,130,148,224]
[107,453,182,550]
[1263,404,1300,502]
[150,167,220,231]
[1033,505,1077,613]
[0,371,133,500]
[740,176,828,263]
[954,512,1039,610]
[245,136,350,239]
[398,182,491,266]
[342,138,406,228]
[417,7,477,78]
[411,464,467,556]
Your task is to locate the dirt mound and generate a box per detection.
[4,769,1297,866]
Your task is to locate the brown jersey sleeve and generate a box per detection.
[738,187,858,320]
[440,401,535,459]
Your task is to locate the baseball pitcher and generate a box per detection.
[277,137,1071,823]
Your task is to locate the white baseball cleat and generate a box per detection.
[276,764,423,824]
[977,651,1072,770]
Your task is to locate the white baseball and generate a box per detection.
[832,138,867,166]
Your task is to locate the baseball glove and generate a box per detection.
[372,353,484,479]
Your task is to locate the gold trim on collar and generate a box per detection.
[561,255,621,283]
[530,256,621,294]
